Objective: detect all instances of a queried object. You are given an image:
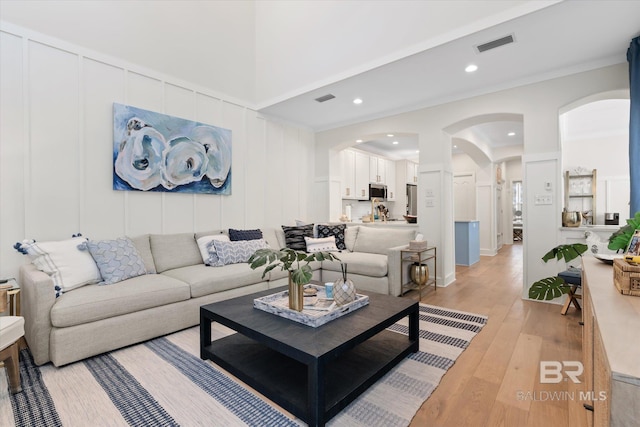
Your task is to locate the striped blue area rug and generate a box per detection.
[0,303,487,427]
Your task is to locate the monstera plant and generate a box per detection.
[528,243,588,300]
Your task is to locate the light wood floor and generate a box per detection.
[409,243,588,427]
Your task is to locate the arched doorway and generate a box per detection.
[443,113,524,265]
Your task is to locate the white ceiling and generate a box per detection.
[260,1,640,131]
[1,0,637,161]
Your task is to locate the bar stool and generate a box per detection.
[559,266,582,315]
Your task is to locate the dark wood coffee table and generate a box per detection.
[200,287,419,427]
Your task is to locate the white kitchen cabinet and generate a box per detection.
[406,161,418,184]
[369,155,386,184]
[341,149,356,199]
[354,151,370,200]
[386,159,396,201]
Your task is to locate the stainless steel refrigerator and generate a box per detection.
[406,184,417,216]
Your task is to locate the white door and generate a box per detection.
[454,174,475,221]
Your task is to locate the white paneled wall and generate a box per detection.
[0,28,314,279]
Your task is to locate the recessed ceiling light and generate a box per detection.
[508,132,516,136]
[356,139,363,143]
[392,141,399,145]
[415,150,420,153]
[353,98,363,105]
[465,64,478,73]
[453,145,458,149]
[387,134,394,137]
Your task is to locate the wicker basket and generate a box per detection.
[613,258,640,296]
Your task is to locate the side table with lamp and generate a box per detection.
[401,240,436,299]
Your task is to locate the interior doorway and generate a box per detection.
[453,173,475,221]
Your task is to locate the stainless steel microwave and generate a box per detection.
[369,183,387,200]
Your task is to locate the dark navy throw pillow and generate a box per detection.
[316,224,346,250]
[229,228,263,241]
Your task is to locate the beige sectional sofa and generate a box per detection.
[19,225,416,366]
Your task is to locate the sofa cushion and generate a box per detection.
[162,264,266,298]
[353,226,415,255]
[344,226,359,252]
[282,224,314,251]
[316,224,347,250]
[322,252,388,277]
[129,234,157,274]
[50,274,190,328]
[260,228,281,249]
[150,233,202,273]
[84,237,148,285]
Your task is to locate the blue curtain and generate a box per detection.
[629,36,640,217]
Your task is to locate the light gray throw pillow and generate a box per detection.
[85,237,147,285]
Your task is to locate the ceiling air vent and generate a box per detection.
[475,34,515,53]
[315,94,336,103]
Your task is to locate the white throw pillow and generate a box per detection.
[18,237,101,297]
[196,234,230,265]
[304,236,339,253]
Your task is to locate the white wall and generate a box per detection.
[0,2,257,104]
[0,25,314,279]
[315,63,629,297]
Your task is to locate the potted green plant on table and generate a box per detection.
[249,248,340,311]
[528,243,588,300]
[608,212,640,252]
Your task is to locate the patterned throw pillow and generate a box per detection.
[304,236,339,253]
[196,234,230,265]
[15,236,101,297]
[316,224,347,250]
[85,237,147,285]
[282,224,314,251]
[210,239,269,266]
[229,228,263,241]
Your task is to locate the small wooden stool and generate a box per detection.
[559,267,582,315]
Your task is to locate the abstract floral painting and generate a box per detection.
[113,103,232,194]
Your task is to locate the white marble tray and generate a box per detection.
[253,284,369,328]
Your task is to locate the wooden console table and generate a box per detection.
[582,257,640,426]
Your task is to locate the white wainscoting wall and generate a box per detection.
[0,25,314,279]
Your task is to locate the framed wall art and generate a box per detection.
[113,103,232,195]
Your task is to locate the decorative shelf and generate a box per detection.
[564,169,597,225]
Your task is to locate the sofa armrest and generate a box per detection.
[19,263,55,365]
[387,244,409,297]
